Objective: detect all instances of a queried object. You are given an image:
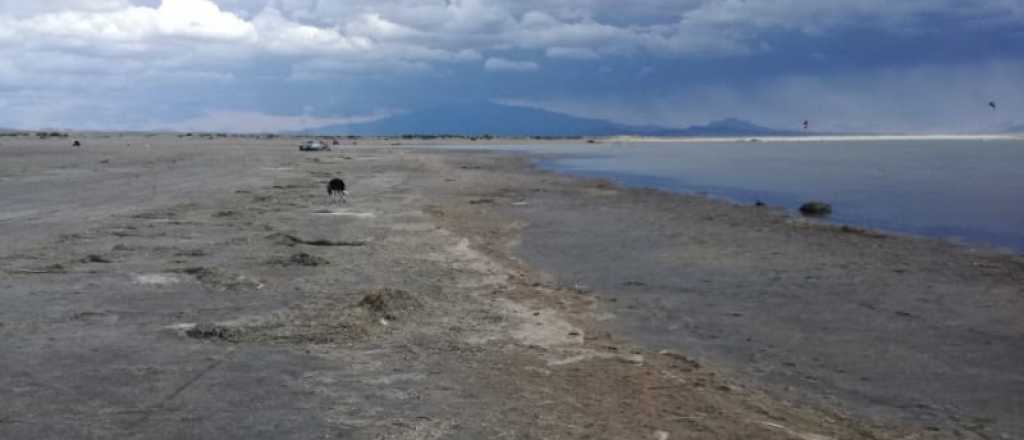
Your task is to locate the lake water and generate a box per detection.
[446,140,1024,252]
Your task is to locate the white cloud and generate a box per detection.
[344,13,421,40]
[150,109,397,133]
[484,57,540,72]
[8,0,257,45]
[546,46,599,60]
[251,7,370,55]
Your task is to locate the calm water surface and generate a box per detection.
[446,140,1024,252]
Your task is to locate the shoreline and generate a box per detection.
[2,136,1021,438]
[607,133,1024,143]
[530,159,1024,256]
[499,149,1024,437]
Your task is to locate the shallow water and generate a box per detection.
[442,140,1024,252]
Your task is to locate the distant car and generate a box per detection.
[299,140,330,151]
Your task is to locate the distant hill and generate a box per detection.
[301,102,793,137]
[650,118,800,137]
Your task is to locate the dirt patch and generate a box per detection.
[17,263,67,274]
[357,288,422,321]
[134,273,180,286]
[183,288,425,344]
[267,252,330,267]
[175,266,263,291]
[130,205,192,220]
[185,323,239,340]
[174,249,207,257]
[839,225,888,239]
[81,254,113,264]
[266,232,369,247]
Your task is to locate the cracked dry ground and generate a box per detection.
[1,145,942,439]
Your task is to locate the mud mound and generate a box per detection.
[174,249,207,257]
[357,288,422,320]
[265,232,368,247]
[267,252,330,267]
[132,211,178,220]
[81,254,112,264]
[186,323,238,340]
[184,288,424,345]
[839,225,888,239]
[176,266,262,291]
[131,205,193,220]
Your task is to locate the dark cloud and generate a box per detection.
[0,0,1020,131]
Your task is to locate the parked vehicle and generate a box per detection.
[299,140,330,151]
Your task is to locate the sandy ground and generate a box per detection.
[0,135,1020,439]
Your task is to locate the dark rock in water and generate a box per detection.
[754,200,766,207]
[799,201,832,216]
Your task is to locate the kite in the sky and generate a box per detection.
[989,101,997,110]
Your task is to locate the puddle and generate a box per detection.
[312,209,376,218]
[134,274,180,286]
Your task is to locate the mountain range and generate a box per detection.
[301,102,797,137]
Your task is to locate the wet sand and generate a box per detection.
[1,135,1021,439]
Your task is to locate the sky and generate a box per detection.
[0,0,1021,133]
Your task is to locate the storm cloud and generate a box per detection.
[0,0,1020,132]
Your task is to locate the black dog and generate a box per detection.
[327,178,348,203]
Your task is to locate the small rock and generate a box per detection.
[799,201,832,217]
[620,354,645,365]
[82,254,112,264]
[653,430,670,440]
